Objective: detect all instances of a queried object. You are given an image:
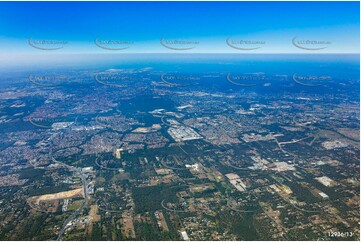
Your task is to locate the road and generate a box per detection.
[56,171,88,241]
[50,150,88,240]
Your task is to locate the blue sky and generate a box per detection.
[0,1,359,56]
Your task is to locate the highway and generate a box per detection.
[46,126,89,241]
[56,171,88,241]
